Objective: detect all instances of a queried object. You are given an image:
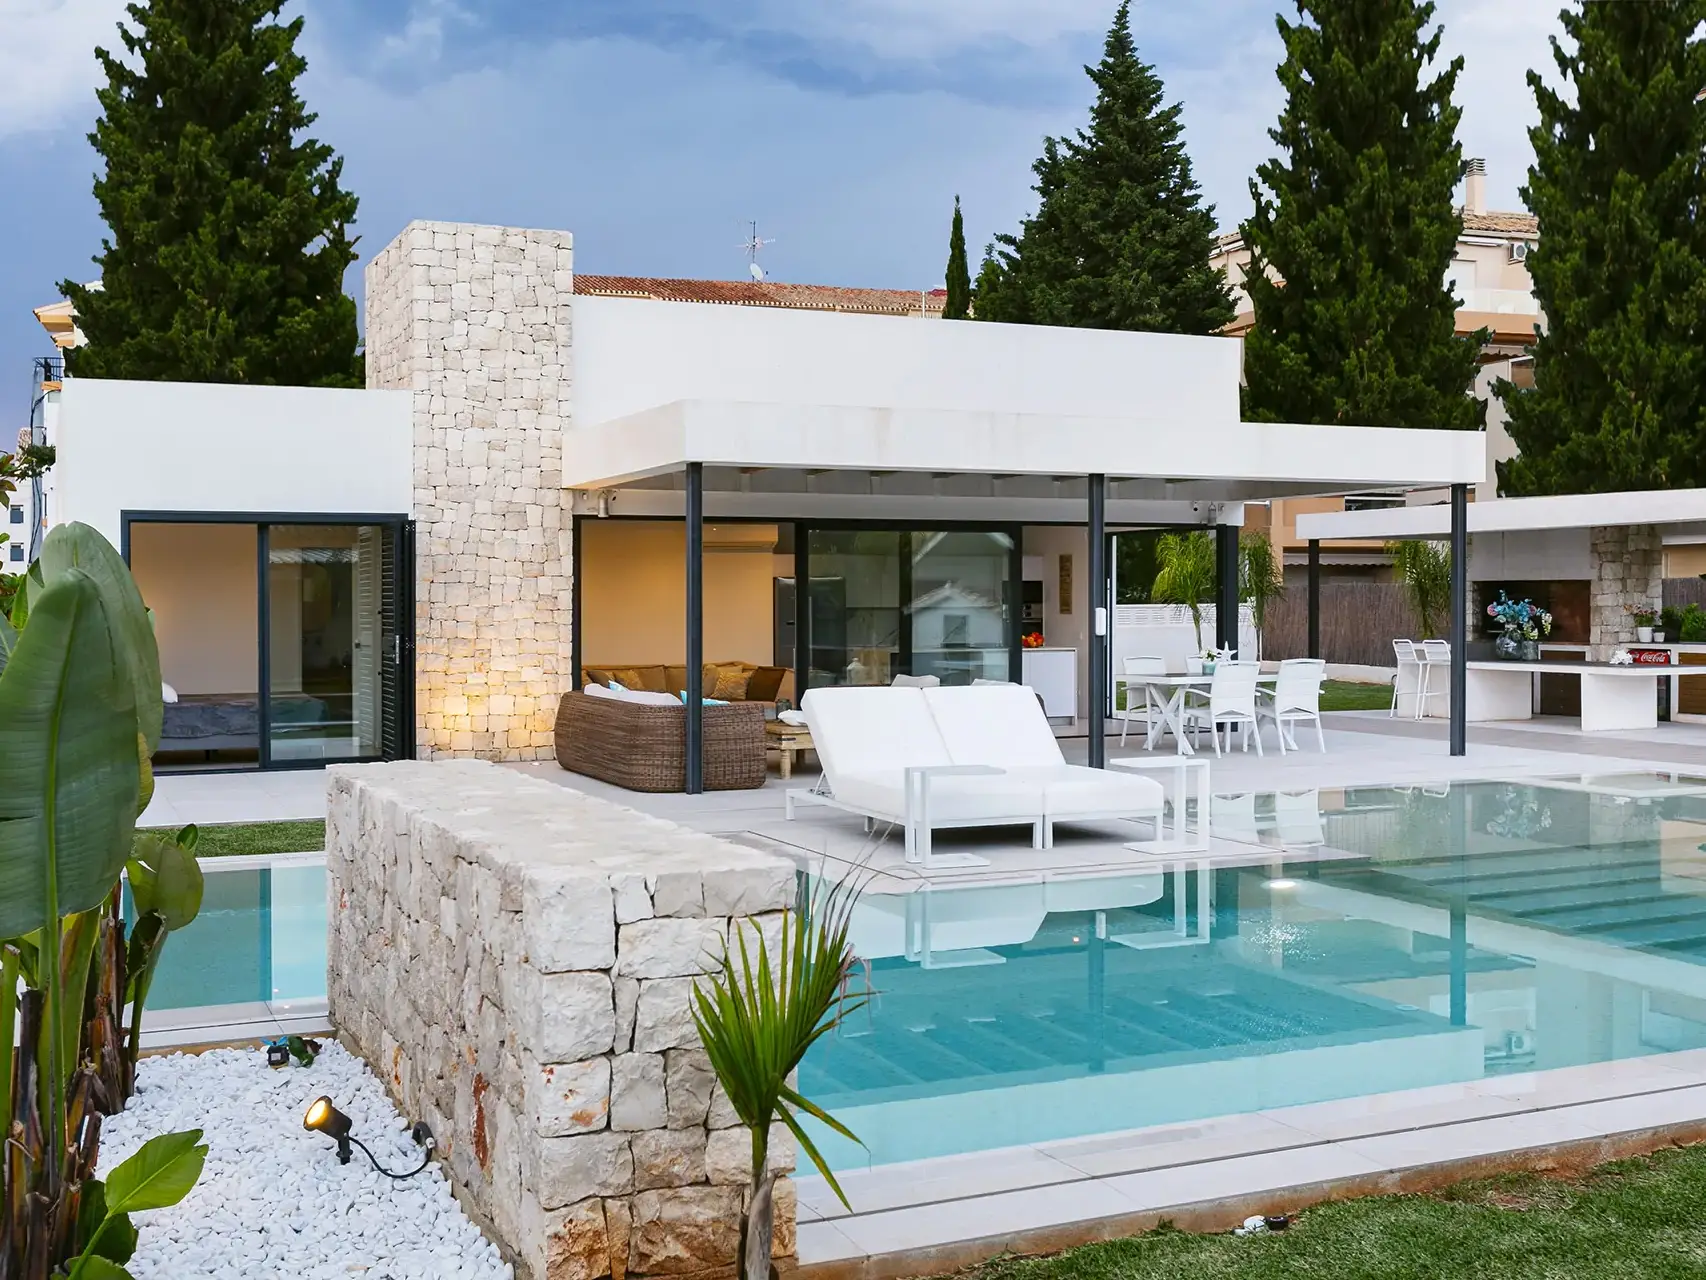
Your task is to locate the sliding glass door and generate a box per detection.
[264,524,394,764]
[129,515,413,772]
[802,526,1017,689]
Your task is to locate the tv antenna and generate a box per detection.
[740,221,773,281]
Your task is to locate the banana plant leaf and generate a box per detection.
[126,833,204,931]
[0,611,15,677]
[39,522,163,755]
[0,567,141,940]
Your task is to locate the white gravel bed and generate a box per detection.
[100,1042,513,1280]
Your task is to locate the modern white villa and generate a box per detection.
[38,219,1484,785]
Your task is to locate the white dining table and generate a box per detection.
[1114,672,1279,757]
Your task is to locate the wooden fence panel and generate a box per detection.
[1664,578,1706,611]
[1263,583,1421,667]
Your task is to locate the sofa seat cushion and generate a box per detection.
[1010,766,1164,819]
[831,770,1046,824]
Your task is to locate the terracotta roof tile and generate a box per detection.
[1461,210,1539,235]
[573,274,946,317]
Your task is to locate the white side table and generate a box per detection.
[1109,755,1211,852]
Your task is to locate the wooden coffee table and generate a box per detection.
[765,720,815,779]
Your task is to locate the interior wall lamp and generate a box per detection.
[303,1096,435,1179]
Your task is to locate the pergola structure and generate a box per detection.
[567,408,1485,790]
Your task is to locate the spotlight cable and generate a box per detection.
[347,1133,435,1180]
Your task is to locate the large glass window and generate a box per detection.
[805,528,1015,689]
[267,525,387,763]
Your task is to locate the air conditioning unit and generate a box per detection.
[1509,241,1532,263]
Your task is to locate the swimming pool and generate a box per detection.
[148,774,1706,1168]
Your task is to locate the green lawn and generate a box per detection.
[972,1147,1706,1280]
[136,818,325,857]
[1318,679,1393,712]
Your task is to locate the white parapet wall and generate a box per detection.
[326,760,799,1280]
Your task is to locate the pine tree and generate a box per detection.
[975,1,1233,335]
[61,0,362,387]
[1241,0,1482,430]
[1499,0,1706,494]
[943,196,971,319]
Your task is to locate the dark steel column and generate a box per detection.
[1088,474,1107,768]
[1216,521,1240,654]
[792,521,809,706]
[1450,482,1468,757]
[570,512,583,694]
[685,464,704,793]
[1307,538,1321,660]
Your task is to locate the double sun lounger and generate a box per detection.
[784,683,1166,864]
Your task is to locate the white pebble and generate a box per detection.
[100,1044,513,1279]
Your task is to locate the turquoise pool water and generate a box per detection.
[150,774,1706,1167]
[134,860,326,1010]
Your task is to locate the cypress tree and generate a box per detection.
[1241,0,1483,430]
[1499,0,1706,494]
[943,196,972,319]
[975,1,1233,334]
[61,0,362,387]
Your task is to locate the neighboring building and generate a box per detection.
[38,218,1480,773]
[1214,159,1543,579]
[575,275,948,318]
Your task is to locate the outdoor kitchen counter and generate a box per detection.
[1464,659,1670,732]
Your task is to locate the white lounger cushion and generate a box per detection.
[921,685,1066,768]
[923,685,1162,818]
[801,686,952,777]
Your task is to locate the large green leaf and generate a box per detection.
[0,568,141,939]
[0,611,15,677]
[40,522,163,755]
[127,833,204,931]
[102,1128,206,1213]
[66,1256,130,1280]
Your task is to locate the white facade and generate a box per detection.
[49,378,413,546]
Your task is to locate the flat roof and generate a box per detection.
[1297,487,1706,542]
[562,399,1487,501]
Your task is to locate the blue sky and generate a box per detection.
[0,0,1558,387]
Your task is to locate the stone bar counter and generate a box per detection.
[327,760,798,1280]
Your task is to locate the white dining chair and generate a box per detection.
[1391,639,1422,717]
[1418,640,1451,718]
[1117,655,1168,745]
[1184,661,1262,757]
[1258,658,1327,753]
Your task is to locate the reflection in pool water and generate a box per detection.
[798,774,1706,1165]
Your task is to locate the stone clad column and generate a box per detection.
[1588,525,1661,660]
[366,221,574,760]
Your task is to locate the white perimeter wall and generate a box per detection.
[52,379,413,545]
[569,295,1243,428]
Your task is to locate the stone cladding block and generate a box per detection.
[327,760,798,1280]
[365,221,574,761]
[1589,525,1663,659]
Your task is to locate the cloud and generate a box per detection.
[0,0,128,140]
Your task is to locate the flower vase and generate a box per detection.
[1494,632,1520,661]
[1520,640,1540,661]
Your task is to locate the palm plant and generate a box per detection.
[1151,531,1217,651]
[1388,539,1452,639]
[1239,530,1286,659]
[1,522,204,1280]
[692,876,868,1280]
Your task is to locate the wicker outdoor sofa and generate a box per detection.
[553,690,768,792]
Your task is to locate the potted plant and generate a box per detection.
[1486,592,1552,660]
[1629,607,1657,643]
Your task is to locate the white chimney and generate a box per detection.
[1464,157,1487,216]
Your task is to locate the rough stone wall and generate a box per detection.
[327,760,799,1280]
[1589,525,1662,659]
[365,221,574,760]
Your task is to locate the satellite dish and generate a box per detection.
[749,262,766,282]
